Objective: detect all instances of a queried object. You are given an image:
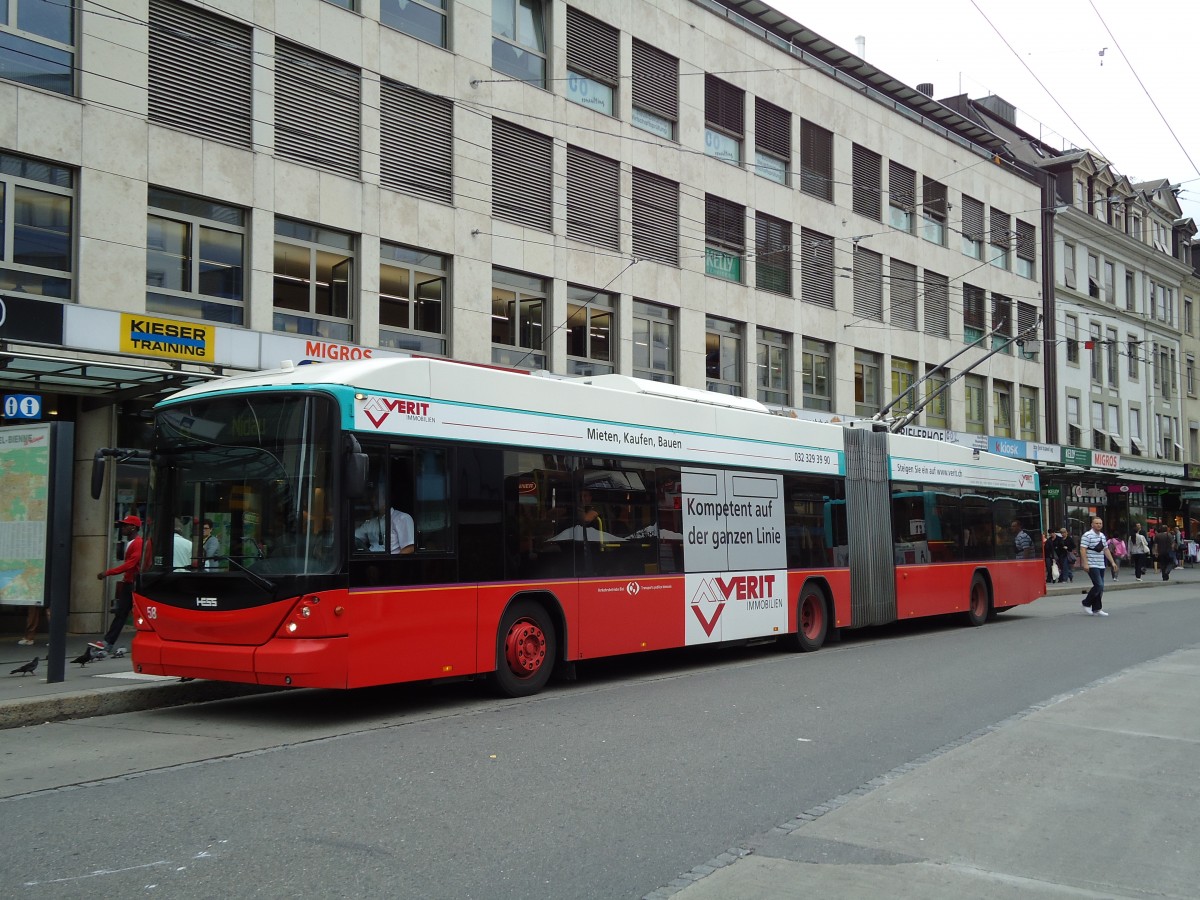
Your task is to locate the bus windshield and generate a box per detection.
[145,392,339,577]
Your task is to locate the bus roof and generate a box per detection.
[159,357,1034,486]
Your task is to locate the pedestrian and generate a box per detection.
[1129,523,1150,581]
[1057,527,1075,583]
[1080,516,1116,616]
[1044,527,1062,583]
[202,519,221,569]
[1154,525,1175,581]
[1105,534,1123,580]
[91,515,144,655]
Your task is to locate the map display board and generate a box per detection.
[0,424,51,606]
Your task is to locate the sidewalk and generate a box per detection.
[0,630,274,729]
[656,567,1200,900]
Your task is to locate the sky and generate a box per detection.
[770,0,1200,222]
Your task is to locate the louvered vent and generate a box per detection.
[492,119,553,231]
[381,79,453,203]
[148,0,253,147]
[275,40,361,179]
[567,146,619,250]
[632,168,679,265]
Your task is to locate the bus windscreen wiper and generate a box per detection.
[214,555,277,595]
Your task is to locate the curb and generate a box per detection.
[0,680,283,730]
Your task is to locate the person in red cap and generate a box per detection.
[91,515,143,655]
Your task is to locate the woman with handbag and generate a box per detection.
[1130,523,1150,581]
[1057,527,1075,583]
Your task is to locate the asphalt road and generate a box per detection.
[3,585,1198,899]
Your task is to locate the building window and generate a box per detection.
[379,243,447,356]
[800,229,834,308]
[275,40,361,179]
[961,195,984,259]
[988,209,1010,269]
[493,120,553,231]
[631,40,677,139]
[799,120,833,201]
[888,163,915,232]
[273,218,355,340]
[993,380,1013,437]
[852,144,882,220]
[1091,400,1105,450]
[705,195,744,283]
[1106,326,1118,385]
[963,284,986,344]
[921,177,946,245]
[632,300,675,383]
[755,212,791,295]
[1108,404,1121,451]
[148,0,251,146]
[381,80,453,204]
[706,317,743,396]
[1089,322,1102,383]
[1125,271,1135,312]
[890,357,917,418]
[565,6,617,115]
[1065,314,1079,365]
[853,247,883,321]
[566,146,619,250]
[890,260,917,331]
[1067,395,1081,447]
[1016,301,1038,360]
[854,350,882,418]
[1063,242,1076,288]
[632,168,679,265]
[382,0,446,48]
[1188,355,1196,396]
[991,293,1012,354]
[756,327,789,405]
[491,268,545,369]
[924,366,947,428]
[1015,219,1036,278]
[964,374,986,435]
[1087,254,1100,298]
[493,0,546,87]
[802,338,832,411]
[566,285,614,375]
[754,97,790,185]
[146,188,245,325]
[1127,336,1139,380]
[924,270,949,338]
[704,75,744,165]
[0,151,74,299]
[0,0,74,94]
[1019,386,1037,442]
[1104,261,1115,303]
[1129,407,1141,455]
[1186,297,1194,335]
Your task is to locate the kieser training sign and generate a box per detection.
[120,313,214,363]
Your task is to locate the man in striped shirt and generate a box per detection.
[1080,517,1117,616]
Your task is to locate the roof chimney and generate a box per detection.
[916,83,934,98]
[855,35,865,59]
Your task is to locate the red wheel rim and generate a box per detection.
[800,594,823,639]
[971,583,987,618]
[504,618,546,677]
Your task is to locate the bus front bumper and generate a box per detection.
[132,633,350,689]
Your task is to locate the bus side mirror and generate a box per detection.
[344,451,368,499]
[91,450,107,500]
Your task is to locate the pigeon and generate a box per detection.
[72,647,99,667]
[10,656,38,676]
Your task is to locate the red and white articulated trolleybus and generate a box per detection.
[114,358,1044,696]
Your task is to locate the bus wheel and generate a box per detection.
[787,585,828,652]
[966,575,991,627]
[494,600,557,697]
